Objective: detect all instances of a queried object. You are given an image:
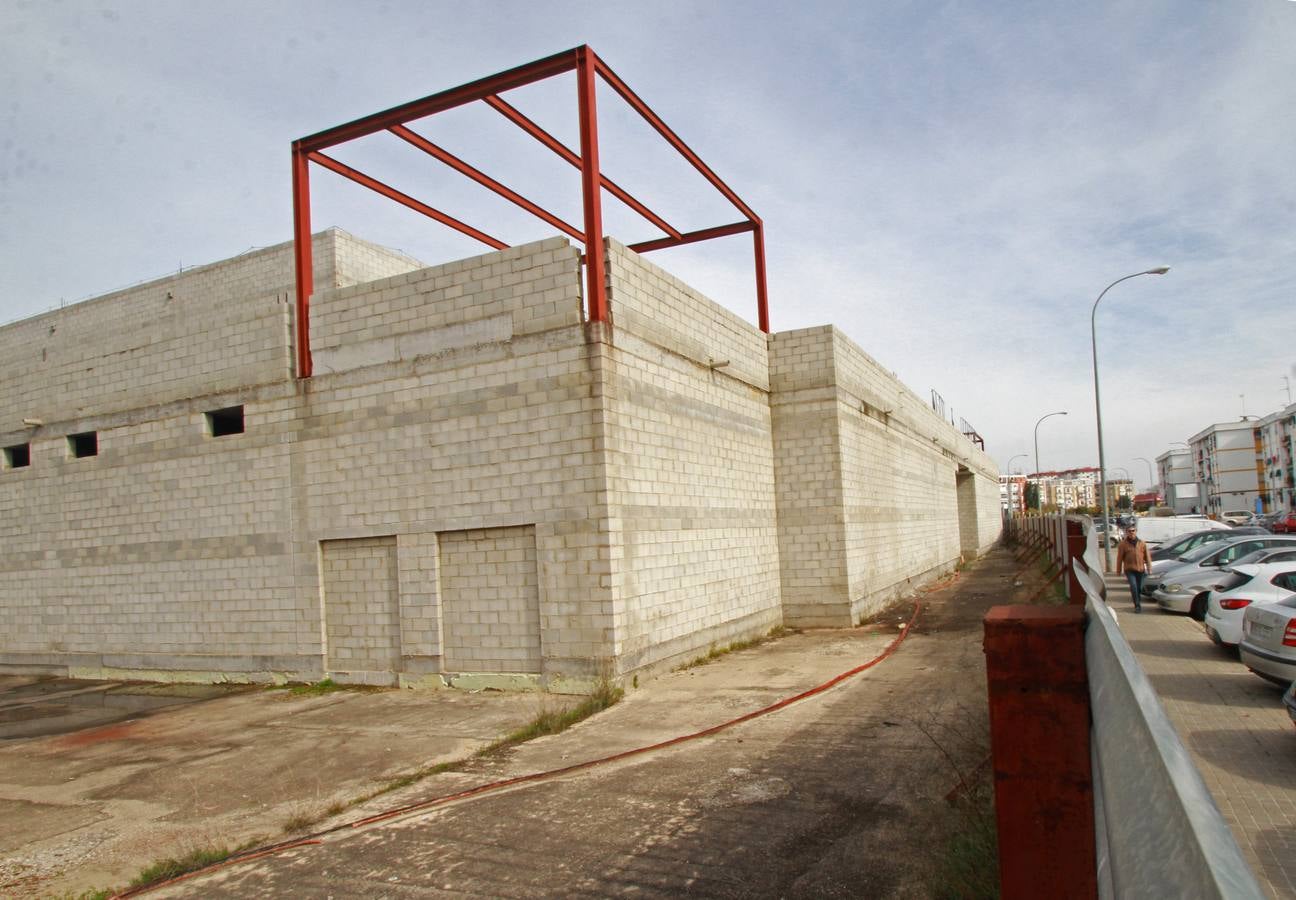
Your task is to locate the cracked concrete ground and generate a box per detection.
[2,546,1043,898]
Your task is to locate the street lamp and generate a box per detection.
[1093,267,1170,569]
[1134,456,1155,499]
[1034,411,1068,511]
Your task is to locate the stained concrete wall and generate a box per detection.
[770,326,999,626]
[0,233,1000,689]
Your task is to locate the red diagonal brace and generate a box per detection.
[388,125,584,242]
[482,94,682,241]
[308,151,508,251]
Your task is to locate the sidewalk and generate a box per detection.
[1106,574,1296,899]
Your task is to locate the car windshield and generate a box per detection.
[1259,550,1296,563]
[1179,541,1237,563]
[1230,550,1272,567]
[1212,542,1264,565]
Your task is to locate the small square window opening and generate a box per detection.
[69,432,98,458]
[4,443,30,469]
[206,406,245,437]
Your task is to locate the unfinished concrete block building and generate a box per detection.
[0,47,1001,690]
[0,231,999,689]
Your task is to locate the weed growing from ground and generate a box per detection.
[675,625,795,671]
[128,843,242,890]
[266,677,385,697]
[913,705,1000,900]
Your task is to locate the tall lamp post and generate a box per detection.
[1007,453,1028,514]
[1134,456,1156,503]
[1033,411,1068,511]
[1093,267,1170,569]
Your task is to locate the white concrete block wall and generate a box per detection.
[770,326,1000,625]
[768,327,851,624]
[322,536,401,680]
[0,230,1001,689]
[831,329,966,620]
[0,390,310,678]
[600,243,782,672]
[438,526,541,674]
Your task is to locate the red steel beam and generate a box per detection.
[575,48,608,325]
[482,94,682,241]
[628,221,755,254]
[307,151,508,250]
[591,52,760,225]
[388,125,584,243]
[297,47,581,154]
[291,146,314,377]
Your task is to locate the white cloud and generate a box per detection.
[2,0,1294,483]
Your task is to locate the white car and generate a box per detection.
[1153,536,1296,617]
[1240,594,1296,685]
[1202,563,1296,647]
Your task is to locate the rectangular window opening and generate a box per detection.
[68,432,98,458]
[206,406,245,437]
[4,443,30,469]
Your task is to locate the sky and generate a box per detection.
[3,0,1295,490]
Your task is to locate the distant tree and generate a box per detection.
[1025,483,1040,511]
[1117,494,1132,511]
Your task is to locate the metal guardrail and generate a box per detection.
[1068,532,1265,899]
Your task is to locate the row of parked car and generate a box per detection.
[1133,526,1296,725]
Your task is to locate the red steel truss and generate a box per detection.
[291,45,767,377]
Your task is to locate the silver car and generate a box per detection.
[1240,595,1296,685]
[1144,535,1256,597]
[1152,536,1296,618]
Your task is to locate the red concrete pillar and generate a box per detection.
[983,606,1096,900]
[1066,519,1087,605]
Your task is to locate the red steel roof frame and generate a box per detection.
[291,45,768,378]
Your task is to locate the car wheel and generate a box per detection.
[1190,593,1209,622]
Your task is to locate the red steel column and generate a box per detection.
[575,47,608,326]
[753,223,769,333]
[1066,519,1087,605]
[291,145,314,378]
[984,605,1096,900]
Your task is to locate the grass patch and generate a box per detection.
[266,677,384,697]
[930,780,999,899]
[128,845,235,889]
[675,626,795,671]
[328,672,628,816]
[484,677,624,753]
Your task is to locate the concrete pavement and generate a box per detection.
[1108,576,1296,899]
[2,548,1044,898]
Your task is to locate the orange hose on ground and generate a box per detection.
[115,598,923,898]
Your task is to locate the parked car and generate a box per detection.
[1202,563,1296,647]
[1284,681,1296,727]
[1258,512,1286,532]
[1149,527,1268,562]
[1144,535,1257,597]
[1221,509,1254,526]
[1240,594,1296,685]
[1153,536,1296,618]
[1272,512,1296,534]
[1133,515,1231,548]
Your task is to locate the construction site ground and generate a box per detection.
[1,545,1051,898]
